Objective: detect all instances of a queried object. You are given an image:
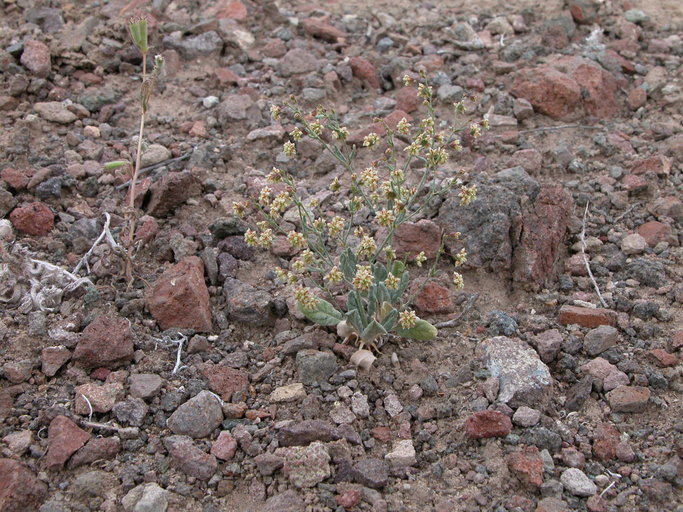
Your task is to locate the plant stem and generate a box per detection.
[124,53,147,287]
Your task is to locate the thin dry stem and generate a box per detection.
[580,202,608,308]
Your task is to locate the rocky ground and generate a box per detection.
[1,0,682,511]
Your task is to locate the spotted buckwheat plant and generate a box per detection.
[241,75,484,365]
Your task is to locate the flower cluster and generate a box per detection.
[241,75,485,354]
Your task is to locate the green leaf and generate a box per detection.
[381,307,398,331]
[390,272,410,302]
[103,160,130,171]
[128,17,149,53]
[391,260,406,277]
[376,283,391,304]
[346,309,362,332]
[396,319,438,340]
[360,319,387,343]
[372,262,388,282]
[367,285,378,318]
[298,298,343,326]
[340,248,357,281]
[347,290,363,316]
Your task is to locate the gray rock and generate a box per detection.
[140,144,171,168]
[278,49,319,77]
[512,406,541,427]
[624,9,649,23]
[34,102,77,124]
[276,419,338,446]
[383,393,403,418]
[351,392,370,417]
[487,310,518,336]
[253,453,285,476]
[351,458,388,489]
[71,470,118,499]
[278,442,331,488]
[437,84,464,102]
[478,336,553,408]
[621,233,647,255]
[0,188,17,218]
[163,31,223,59]
[520,427,563,453]
[166,390,223,438]
[217,94,255,123]
[560,468,597,496]
[385,440,417,468]
[296,350,337,385]
[584,325,619,356]
[122,483,169,512]
[263,490,305,512]
[532,329,563,363]
[623,258,666,287]
[223,278,276,326]
[112,398,149,427]
[129,374,163,399]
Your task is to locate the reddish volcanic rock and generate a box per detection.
[9,202,54,236]
[465,410,512,439]
[45,416,90,469]
[0,458,48,511]
[73,314,134,369]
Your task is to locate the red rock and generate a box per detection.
[262,39,287,58]
[510,66,582,120]
[350,57,380,89]
[73,314,134,369]
[146,170,201,217]
[649,196,683,223]
[145,256,213,332]
[134,215,158,244]
[40,346,71,377]
[393,219,442,260]
[413,282,454,314]
[507,446,544,488]
[673,330,683,350]
[647,348,678,367]
[606,385,650,413]
[514,185,573,287]
[631,155,672,176]
[510,148,543,173]
[335,489,362,510]
[551,56,620,119]
[636,221,675,247]
[466,77,485,92]
[1,168,30,190]
[370,426,391,443]
[164,435,218,481]
[586,495,608,512]
[301,17,346,42]
[201,364,249,401]
[568,0,599,24]
[622,173,648,193]
[211,431,238,460]
[45,416,91,469]
[465,410,512,439]
[0,458,48,511]
[68,437,121,468]
[627,88,647,110]
[615,441,635,462]
[395,86,420,113]
[20,40,51,78]
[558,305,616,328]
[560,447,585,468]
[416,54,444,71]
[214,67,240,85]
[9,202,54,236]
[211,0,248,21]
[74,382,123,414]
[592,423,619,462]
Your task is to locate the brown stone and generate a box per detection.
[636,221,676,247]
[393,219,442,260]
[558,305,616,328]
[510,67,582,120]
[201,364,249,401]
[631,155,672,176]
[507,446,544,488]
[413,281,454,314]
[301,17,346,42]
[1,168,30,190]
[647,349,678,367]
[145,256,213,332]
[73,314,134,369]
[395,87,420,113]
[606,385,650,413]
[9,202,54,236]
[45,416,91,469]
[211,431,238,460]
[20,40,51,78]
[146,170,201,217]
[592,423,619,462]
[349,56,380,89]
[514,185,572,287]
[164,435,218,481]
[68,437,121,468]
[40,346,71,377]
[0,458,48,512]
[627,88,647,110]
[465,410,512,439]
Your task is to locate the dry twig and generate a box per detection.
[580,202,608,308]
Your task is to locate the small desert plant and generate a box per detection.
[105,16,164,286]
[240,75,484,366]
